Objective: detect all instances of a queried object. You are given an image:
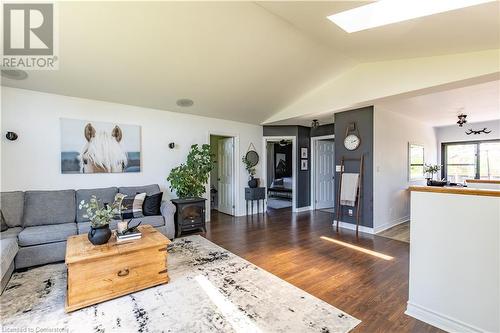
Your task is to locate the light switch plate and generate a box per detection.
[348,209,353,216]
[336,165,342,172]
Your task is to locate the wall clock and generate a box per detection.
[344,134,360,151]
[344,122,361,151]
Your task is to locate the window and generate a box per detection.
[408,143,425,181]
[442,140,500,183]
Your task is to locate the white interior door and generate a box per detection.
[315,140,335,210]
[218,138,234,215]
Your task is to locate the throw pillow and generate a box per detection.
[121,193,146,219]
[143,192,163,216]
[0,210,8,232]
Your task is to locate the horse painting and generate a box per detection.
[79,123,128,173]
[61,118,140,174]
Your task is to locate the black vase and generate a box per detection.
[248,177,258,188]
[88,224,112,245]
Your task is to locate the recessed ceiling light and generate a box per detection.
[1,69,28,80]
[327,0,495,33]
[176,98,194,107]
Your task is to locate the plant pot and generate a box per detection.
[248,177,258,188]
[88,224,112,245]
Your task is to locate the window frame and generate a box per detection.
[441,139,500,181]
[408,143,425,181]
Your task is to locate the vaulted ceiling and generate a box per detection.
[2,1,499,125]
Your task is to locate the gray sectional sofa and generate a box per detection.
[0,184,175,293]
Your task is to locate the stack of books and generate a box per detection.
[116,227,142,243]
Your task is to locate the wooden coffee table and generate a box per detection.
[65,225,170,312]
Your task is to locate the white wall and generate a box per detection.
[0,87,263,217]
[435,119,500,160]
[373,107,437,232]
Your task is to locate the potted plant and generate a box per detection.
[242,155,257,188]
[167,144,215,199]
[79,194,125,245]
[424,164,443,186]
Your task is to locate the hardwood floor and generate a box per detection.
[202,209,442,333]
[377,222,410,243]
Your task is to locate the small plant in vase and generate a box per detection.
[79,194,125,245]
[242,155,258,188]
[424,164,442,185]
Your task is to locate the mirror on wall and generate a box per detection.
[408,143,425,181]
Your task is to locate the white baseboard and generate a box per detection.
[294,206,311,213]
[405,302,484,333]
[374,216,410,234]
[332,220,374,234]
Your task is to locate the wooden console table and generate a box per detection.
[245,187,265,216]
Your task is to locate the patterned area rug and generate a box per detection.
[1,235,360,333]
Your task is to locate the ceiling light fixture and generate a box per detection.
[457,113,468,127]
[1,69,28,80]
[311,119,320,129]
[176,98,194,107]
[327,0,494,33]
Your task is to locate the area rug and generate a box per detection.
[1,235,360,333]
[267,198,292,210]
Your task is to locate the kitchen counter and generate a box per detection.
[406,185,499,332]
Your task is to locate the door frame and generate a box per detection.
[262,136,297,212]
[207,132,240,222]
[310,134,335,211]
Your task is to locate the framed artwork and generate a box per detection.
[301,147,308,159]
[301,159,308,171]
[61,118,141,174]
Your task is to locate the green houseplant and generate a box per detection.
[79,194,125,245]
[167,144,215,198]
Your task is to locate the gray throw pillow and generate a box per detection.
[121,193,146,219]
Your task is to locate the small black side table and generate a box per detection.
[245,187,265,216]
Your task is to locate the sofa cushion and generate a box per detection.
[0,210,7,232]
[76,187,118,222]
[0,191,25,227]
[23,190,76,226]
[0,227,22,240]
[18,223,77,247]
[119,184,160,197]
[1,238,18,280]
[77,216,165,234]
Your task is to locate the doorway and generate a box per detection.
[262,136,296,212]
[209,135,235,216]
[311,135,335,211]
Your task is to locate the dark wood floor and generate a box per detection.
[203,209,442,333]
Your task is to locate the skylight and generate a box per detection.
[327,0,495,33]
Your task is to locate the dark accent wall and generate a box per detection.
[310,123,334,137]
[263,125,311,208]
[297,126,311,208]
[334,106,374,228]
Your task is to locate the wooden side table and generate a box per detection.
[245,187,265,216]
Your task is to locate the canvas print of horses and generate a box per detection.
[61,118,141,173]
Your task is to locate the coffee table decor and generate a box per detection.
[78,194,126,245]
[1,235,360,332]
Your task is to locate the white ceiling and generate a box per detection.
[2,1,499,125]
[258,1,500,62]
[376,80,500,127]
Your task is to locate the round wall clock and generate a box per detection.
[344,134,360,151]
